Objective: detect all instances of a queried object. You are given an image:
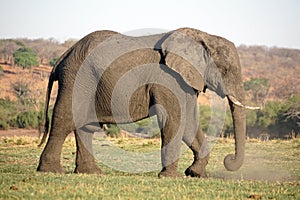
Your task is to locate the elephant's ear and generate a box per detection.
[164,52,205,91]
[160,31,208,92]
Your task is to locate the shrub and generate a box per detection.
[0,120,9,130]
[105,124,121,138]
[199,105,211,133]
[12,81,30,99]
[0,99,19,130]
[13,47,39,69]
[199,105,233,137]
[16,111,42,129]
[49,57,59,67]
[244,78,269,103]
[0,65,3,71]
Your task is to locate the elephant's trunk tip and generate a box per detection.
[223,153,244,171]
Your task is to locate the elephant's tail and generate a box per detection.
[38,73,55,147]
[38,45,74,147]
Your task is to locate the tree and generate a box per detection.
[276,95,300,137]
[244,78,269,104]
[258,101,286,129]
[0,39,21,64]
[13,47,39,69]
[49,57,59,67]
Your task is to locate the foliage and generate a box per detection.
[198,95,300,139]
[0,39,22,64]
[244,78,269,103]
[16,111,42,128]
[0,65,3,71]
[238,45,300,100]
[11,81,37,111]
[272,95,300,137]
[246,95,300,138]
[13,47,39,69]
[49,57,59,67]
[0,38,73,65]
[0,137,299,199]
[105,124,121,138]
[117,117,160,138]
[0,98,44,130]
[15,40,25,47]
[199,106,211,133]
[12,81,30,99]
[199,105,233,137]
[0,99,19,129]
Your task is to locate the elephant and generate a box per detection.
[37,27,258,178]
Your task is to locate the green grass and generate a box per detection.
[0,136,299,199]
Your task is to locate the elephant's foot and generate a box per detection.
[158,164,183,178]
[74,163,103,174]
[185,159,208,178]
[37,162,63,173]
[185,165,207,178]
[158,170,182,178]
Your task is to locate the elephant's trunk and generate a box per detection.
[223,96,246,171]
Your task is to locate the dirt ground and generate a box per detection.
[0,64,58,102]
[0,129,40,137]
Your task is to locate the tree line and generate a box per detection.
[0,38,75,67]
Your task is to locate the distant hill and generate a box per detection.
[238,45,300,101]
[0,38,299,103]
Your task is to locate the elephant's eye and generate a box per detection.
[222,67,228,76]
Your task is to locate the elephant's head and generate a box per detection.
[158,27,256,171]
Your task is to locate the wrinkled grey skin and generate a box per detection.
[37,28,246,177]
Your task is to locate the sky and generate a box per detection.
[0,0,299,49]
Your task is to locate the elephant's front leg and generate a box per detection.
[153,100,183,178]
[74,128,102,174]
[158,118,183,178]
[184,126,209,178]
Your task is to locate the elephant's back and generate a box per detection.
[54,30,120,81]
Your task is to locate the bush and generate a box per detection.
[0,65,3,71]
[244,78,269,103]
[16,111,42,128]
[13,47,39,69]
[49,57,59,67]
[0,98,52,130]
[117,116,160,138]
[199,105,211,133]
[0,99,19,130]
[0,120,9,130]
[105,124,121,138]
[245,95,300,138]
[12,81,30,99]
[199,105,233,137]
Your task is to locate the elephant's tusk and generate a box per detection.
[227,95,261,110]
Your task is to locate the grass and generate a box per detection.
[0,136,299,199]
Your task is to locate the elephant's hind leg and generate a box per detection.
[37,116,73,173]
[37,90,76,173]
[74,127,102,174]
[183,126,209,178]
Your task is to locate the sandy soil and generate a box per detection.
[0,129,40,137]
[0,64,58,102]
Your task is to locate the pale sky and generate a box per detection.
[1,0,299,49]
